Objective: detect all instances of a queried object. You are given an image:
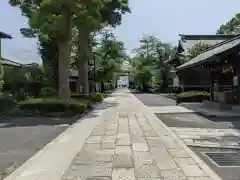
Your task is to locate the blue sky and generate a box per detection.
[1,0,240,64]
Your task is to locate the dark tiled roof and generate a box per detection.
[0,58,22,67]
[177,36,240,71]
[178,34,237,55]
[164,53,184,64]
[179,34,237,39]
[0,31,12,39]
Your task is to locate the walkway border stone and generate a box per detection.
[130,93,223,180]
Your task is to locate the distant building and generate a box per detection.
[165,34,238,91]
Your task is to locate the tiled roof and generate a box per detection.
[179,34,237,55]
[0,58,22,67]
[0,31,12,39]
[177,36,240,71]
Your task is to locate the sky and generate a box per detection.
[0,0,240,64]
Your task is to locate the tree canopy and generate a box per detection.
[187,42,211,59]
[217,13,240,34]
[130,35,175,92]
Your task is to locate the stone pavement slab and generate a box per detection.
[4,89,223,180]
[62,89,222,180]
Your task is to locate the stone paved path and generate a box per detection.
[62,89,219,180]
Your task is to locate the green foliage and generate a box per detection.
[217,13,240,34]
[39,38,58,90]
[176,91,210,103]
[99,0,130,27]
[187,42,211,59]
[9,0,130,98]
[3,65,44,98]
[0,62,4,92]
[91,93,104,102]
[71,93,104,102]
[39,87,56,97]
[71,93,91,100]
[131,56,154,90]
[130,35,175,92]
[93,32,126,84]
[18,98,88,116]
[0,93,16,113]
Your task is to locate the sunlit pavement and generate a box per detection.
[4,89,220,180]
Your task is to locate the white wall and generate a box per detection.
[118,76,129,87]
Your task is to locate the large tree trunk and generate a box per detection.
[57,39,71,100]
[77,30,91,95]
[79,61,89,94]
[76,65,82,93]
[57,11,72,100]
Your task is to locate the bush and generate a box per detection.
[18,98,88,116]
[91,93,104,102]
[71,93,91,100]
[176,91,210,103]
[0,93,16,113]
[71,93,105,102]
[39,87,56,97]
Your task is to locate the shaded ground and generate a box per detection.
[133,92,176,106]
[133,92,240,130]
[0,117,73,179]
[155,113,240,129]
[0,92,118,180]
[133,92,240,180]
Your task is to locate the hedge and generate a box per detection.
[0,93,16,113]
[176,91,210,103]
[71,93,104,102]
[91,93,104,102]
[17,98,88,116]
[39,87,56,97]
[71,93,90,100]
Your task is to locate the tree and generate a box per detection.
[0,62,4,92]
[187,42,211,59]
[75,0,130,94]
[3,64,44,99]
[93,32,126,91]
[133,35,160,58]
[130,56,154,92]
[131,35,175,91]
[38,38,58,90]
[217,13,240,34]
[9,0,116,99]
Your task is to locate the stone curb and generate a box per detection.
[195,111,240,119]
[179,103,240,119]
[187,143,240,150]
[130,92,223,180]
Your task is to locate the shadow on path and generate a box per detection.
[0,96,120,128]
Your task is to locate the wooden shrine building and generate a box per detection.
[165,34,237,91]
[176,35,240,104]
